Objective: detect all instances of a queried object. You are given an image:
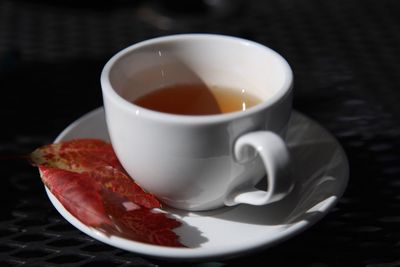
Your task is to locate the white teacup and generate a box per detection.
[101,34,294,211]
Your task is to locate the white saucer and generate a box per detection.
[46,107,348,260]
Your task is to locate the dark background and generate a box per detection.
[1,0,400,266]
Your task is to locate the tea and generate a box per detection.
[132,84,261,115]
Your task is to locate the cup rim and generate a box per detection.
[101,34,293,124]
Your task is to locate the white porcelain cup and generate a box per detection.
[101,34,294,211]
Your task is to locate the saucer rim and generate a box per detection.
[44,107,348,260]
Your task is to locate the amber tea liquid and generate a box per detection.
[132,84,261,115]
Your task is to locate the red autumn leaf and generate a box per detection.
[39,166,111,227]
[31,139,160,209]
[31,139,184,247]
[102,191,184,247]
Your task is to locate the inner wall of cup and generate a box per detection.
[109,38,288,103]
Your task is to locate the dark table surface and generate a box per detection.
[1,0,400,266]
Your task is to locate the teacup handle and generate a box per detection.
[229,131,293,206]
